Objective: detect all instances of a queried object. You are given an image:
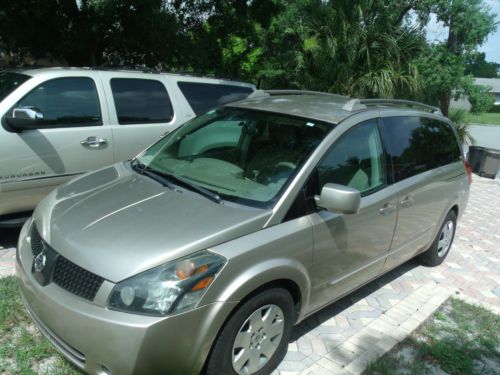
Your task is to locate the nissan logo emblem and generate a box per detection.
[34,252,47,273]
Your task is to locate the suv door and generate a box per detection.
[102,75,184,162]
[380,115,463,270]
[303,119,398,312]
[0,76,113,216]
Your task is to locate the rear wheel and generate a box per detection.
[206,288,294,375]
[419,210,457,266]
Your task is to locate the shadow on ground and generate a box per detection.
[290,259,420,341]
[0,228,21,249]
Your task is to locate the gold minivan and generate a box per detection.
[16,91,471,375]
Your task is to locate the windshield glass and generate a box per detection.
[0,72,31,102]
[136,107,331,207]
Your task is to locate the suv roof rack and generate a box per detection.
[90,65,244,82]
[248,89,348,100]
[343,98,442,114]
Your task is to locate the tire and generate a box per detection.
[206,288,294,375]
[419,210,457,266]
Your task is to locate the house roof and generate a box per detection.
[475,78,500,93]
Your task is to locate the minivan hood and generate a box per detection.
[34,163,271,282]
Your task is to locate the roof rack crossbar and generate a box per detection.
[358,99,442,114]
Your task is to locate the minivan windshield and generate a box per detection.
[135,107,331,207]
[0,72,31,102]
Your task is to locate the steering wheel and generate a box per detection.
[273,162,296,174]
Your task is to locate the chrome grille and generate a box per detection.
[30,223,44,256]
[29,221,104,301]
[52,256,104,301]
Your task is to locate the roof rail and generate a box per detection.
[358,99,442,114]
[265,90,348,99]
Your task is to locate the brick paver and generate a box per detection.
[0,176,498,374]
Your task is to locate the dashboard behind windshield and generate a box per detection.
[137,107,331,207]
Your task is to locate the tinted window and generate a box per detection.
[381,116,461,182]
[178,82,253,115]
[12,77,101,127]
[111,79,173,125]
[0,73,31,102]
[317,120,386,194]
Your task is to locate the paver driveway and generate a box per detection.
[0,176,498,374]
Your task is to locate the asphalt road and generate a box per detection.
[469,124,500,150]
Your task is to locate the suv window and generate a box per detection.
[10,77,101,127]
[317,120,386,194]
[381,116,461,182]
[0,72,31,102]
[111,79,173,125]
[177,82,253,115]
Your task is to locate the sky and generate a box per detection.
[426,0,500,63]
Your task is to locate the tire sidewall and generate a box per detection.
[206,288,294,375]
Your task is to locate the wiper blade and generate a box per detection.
[164,173,223,204]
[130,160,222,204]
[131,160,175,190]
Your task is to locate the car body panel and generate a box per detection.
[17,222,236,375]
[15,92,471,375]
[0,68,255,219]
[33,162,271,282]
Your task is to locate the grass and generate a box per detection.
[364,298,500,375]
[466,112,500,125]
[0,276,82,375]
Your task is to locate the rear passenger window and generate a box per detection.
[111,79,173,125]
[11,77,101,127]
[381,116,462,182]
[177,82,253,115]
[317,120,386,194]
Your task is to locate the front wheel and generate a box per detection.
[419,210,457,266]
[206,288,294,375]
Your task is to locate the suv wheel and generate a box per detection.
[206,288,294,375]
[419,210,457,266]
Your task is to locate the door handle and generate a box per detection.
[400,196,414,208]
[379,203,396,216]
[81,136,107,148]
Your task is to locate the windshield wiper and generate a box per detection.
[130,160,222,204]
[162,173,223,204]
[131,160,175,190]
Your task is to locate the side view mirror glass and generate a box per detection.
[314,183,361,214]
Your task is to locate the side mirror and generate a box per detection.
[3,107,44,133]
[314,183,361,214]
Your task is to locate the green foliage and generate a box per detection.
[0,0,497,120]
[462,76,495,114]
[365,298,500,375]
[466,52,500,78]
[418,0,497,115]
[448,108,475,144]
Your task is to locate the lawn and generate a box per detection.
[364,297,500,375]
[466,112,500,125]
[0,276,82,375]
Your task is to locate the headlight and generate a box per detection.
[107,251,225,316]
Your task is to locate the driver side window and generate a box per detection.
[10,77,101,127]
[318,120,386,194]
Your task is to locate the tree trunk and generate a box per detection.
[440,90,450,117]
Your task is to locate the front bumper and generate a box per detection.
[15,223,237,375]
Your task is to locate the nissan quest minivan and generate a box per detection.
[0,67,254,226]
[16,91,471,375]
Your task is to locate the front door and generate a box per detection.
[307,119,398,312]
[0,76,113,215]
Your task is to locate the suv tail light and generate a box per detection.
[464,160,472,184]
